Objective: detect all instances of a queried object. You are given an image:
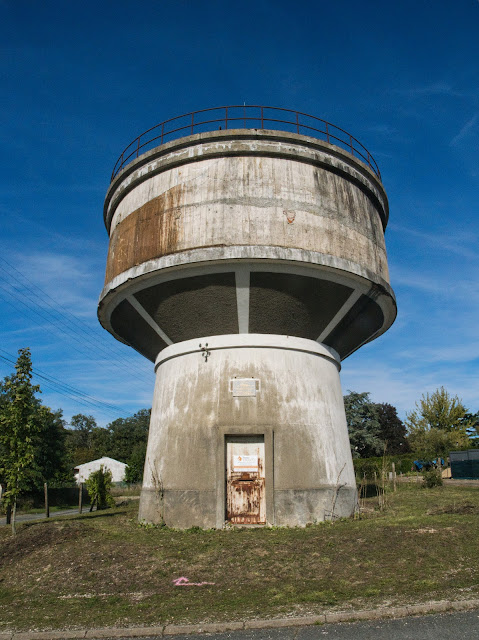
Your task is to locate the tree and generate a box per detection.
[375,403,410,454]
[65,414,109,465]
[107,409,150,462]
[34,408,72,486]
[460,412,479,447]
[0,349,41,534]
[343,391,384,458]
[124,441,147,484]
[406,387,470,458]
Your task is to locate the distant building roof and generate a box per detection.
[74,457,128,484]
[74,456,127,470]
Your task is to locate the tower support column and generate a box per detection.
[139,334,357,528]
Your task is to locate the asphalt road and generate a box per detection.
[0,508,84,526]
[96,610,479,640]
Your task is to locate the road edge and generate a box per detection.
[3,598,479,640]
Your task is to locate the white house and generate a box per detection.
[74,456,128,484]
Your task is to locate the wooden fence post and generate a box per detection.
[392,462,397,492]
[44,482,49,518]
[78,483,83,514]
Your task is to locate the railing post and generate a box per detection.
[261,106,264,129]
[161,122,164,145]
[225,106,228,130]
[325,122,330,144]
[191,112,194,135]
[136,136,140,158]
[296,112,299,134]
[350,134,354,154]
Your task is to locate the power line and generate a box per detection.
[0,259,152,384]
[0,256,150,369]
[0,349,131,420]
[0,259,143,372]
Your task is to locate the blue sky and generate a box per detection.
[1,0,478,426]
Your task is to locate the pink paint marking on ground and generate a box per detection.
[173,577,215,586]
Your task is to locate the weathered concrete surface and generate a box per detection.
[104,148,389,283]
[98,129,396,362]
[139,334,357,528]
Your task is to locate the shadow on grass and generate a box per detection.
[14,507,132,530]
[360,483,381,498]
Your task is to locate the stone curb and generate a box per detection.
[3,598,479,640]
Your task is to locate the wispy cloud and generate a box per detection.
[393,82,464,98]
[366,124,399,136]
[450,113,479,146]
[388,223,479,260]
[342,357,479,418]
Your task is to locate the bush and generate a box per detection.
[86,466,115,510]
[423,469,443,488]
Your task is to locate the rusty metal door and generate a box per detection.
[226,436,265,524]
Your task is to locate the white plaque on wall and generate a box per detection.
[231,378,258,397]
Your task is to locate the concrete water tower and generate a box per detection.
[98,106,396,528]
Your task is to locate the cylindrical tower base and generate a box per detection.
[139,334,357,528]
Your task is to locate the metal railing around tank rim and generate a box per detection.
[111,105,381,181]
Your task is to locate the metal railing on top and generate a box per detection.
[110,105,381,181]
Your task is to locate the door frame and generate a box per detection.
[215,425,274,528]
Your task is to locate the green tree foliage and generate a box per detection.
[375,402,410,454]
[65,414,110,465]
[343,391,384,458]
[124,441,147,484]
[0,349,41,533]
[0,351,73,503]
[34,408,72,486]
[406,387,470,458]
[460,412,479,447]
[107,409,150,462]
[85,466,115,510]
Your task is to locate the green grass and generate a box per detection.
[0,484,478,633]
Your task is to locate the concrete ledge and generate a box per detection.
[6,598,479,639]
[165,622,244,635]
[244,616,325,629]
[86,628,164,638]
[12,632,87,640]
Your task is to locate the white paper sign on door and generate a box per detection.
[233,455,258,472]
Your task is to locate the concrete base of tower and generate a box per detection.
[138,334,357,528]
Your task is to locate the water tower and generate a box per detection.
[98,106,396,528]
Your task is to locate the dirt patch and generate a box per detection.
[0,520,88,565]
[427,502,479,515]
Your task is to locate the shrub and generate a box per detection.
[423,469,443,488]
[86,466,115,510]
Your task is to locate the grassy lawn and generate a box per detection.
[0,482,478,632]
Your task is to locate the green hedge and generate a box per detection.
[353,454,417,479]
